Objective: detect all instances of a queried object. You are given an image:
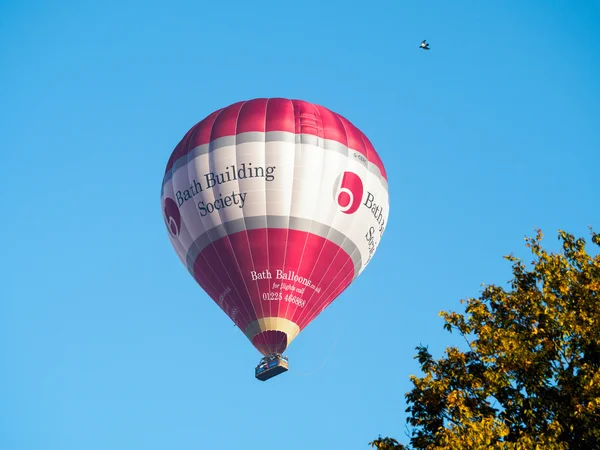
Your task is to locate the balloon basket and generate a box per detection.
[255,353,289,381]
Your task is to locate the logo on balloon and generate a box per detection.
[163,197,181,237]
[333,171,364,215]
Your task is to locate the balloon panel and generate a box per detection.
[161,98,389,355]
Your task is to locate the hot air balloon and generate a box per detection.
[160,98,389,381]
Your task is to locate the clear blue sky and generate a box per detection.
[2,1,599,449]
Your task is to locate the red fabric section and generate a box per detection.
[237,98,268,133]
[265,98,295,133]
[210,100,245,140]
[164,98,387,180]
[191,228,355,354]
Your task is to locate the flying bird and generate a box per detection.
[419,40,430,50]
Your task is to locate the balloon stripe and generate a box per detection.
[184,217,363,276]
[280,101,323,321]
[260,99,273,321]
[279,99,299,323]
[216,101,264,325]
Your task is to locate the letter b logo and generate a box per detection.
[333,171,364,215]
[163,197,181,237]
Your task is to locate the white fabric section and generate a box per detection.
[161,139,390,276]
[264,140,295,217]
[161,178,192,266]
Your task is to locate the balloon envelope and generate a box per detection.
[161,98,389,356]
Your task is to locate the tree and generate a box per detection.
[369,436,406,449]
[374,229,600,449]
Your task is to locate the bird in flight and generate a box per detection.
[419,40,430,50]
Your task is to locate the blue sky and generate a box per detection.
[2,1,599,449]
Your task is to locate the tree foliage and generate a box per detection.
[369,436,406,449]
[375,229,600,449]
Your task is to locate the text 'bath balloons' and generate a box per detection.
[161,98,389,357]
